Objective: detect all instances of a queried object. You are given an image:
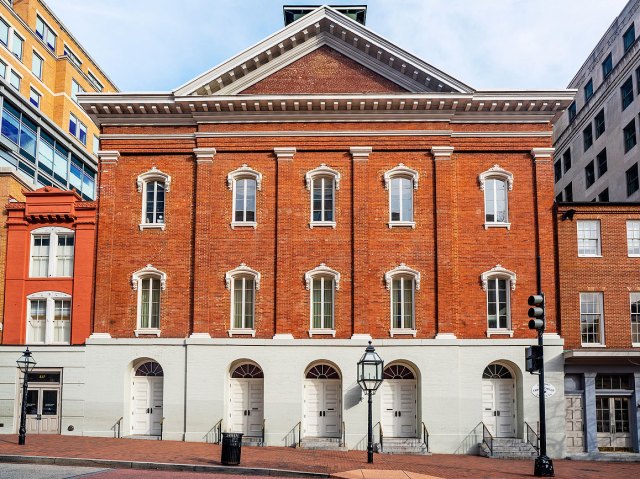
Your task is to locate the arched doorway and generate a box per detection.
[482,363,516,438]
[381,363,417,437]
[229,363,264,437]
[131,361,164,436]
[304,364,341,438]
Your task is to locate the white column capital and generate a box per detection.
[98,150,120,164]
[531,147,555,160]
[431,146,454,159]
[193,147,217,163]
[273,147,296,160]
[350,146,372,160]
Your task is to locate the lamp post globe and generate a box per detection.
[16,348,36,445]
[357,341,383,464]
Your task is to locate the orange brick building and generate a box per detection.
[557,203,640,453]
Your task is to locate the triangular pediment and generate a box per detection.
[174,5,473,96]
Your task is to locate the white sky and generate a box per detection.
[46,0,630,92]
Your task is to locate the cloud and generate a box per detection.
[47,0,629,91]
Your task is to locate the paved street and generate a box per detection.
[0,435,639,479]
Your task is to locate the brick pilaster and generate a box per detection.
[432,146,457,339]
[273,147,296,339]
[191,148,217,337]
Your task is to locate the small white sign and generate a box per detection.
[531,383,556,398]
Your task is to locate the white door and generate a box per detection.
[381,380,417,437]
[24,388,60,434]
[230,378,264,436]
[565,395,584,453]
[131,376,163,435]
[304,379,341,438]
[482,378,515,437]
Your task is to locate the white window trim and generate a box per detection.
[385,263,420,336]
[306,164,340,229]
[11,30,24,60]
[228,165,261,229]
[26,291,71,345]
[630,292,640,347]
[577,220,602,257]
[131,264,166,337]
[627,220,640,257]
[9,68,21,89]
[384,164,418,228]
[479,165,513,230]
[31,48,44,80]
[137,167,171,231]
[580,292,605,346]
[481,264,516,333]
[29,226,75,278]
[305,263,340,337]
[225,263,260,336]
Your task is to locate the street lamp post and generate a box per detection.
[16,348,36,445]
[357,341,384,464]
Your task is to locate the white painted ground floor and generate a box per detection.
[0,336,567,457]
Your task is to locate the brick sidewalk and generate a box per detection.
[0,435,638,479]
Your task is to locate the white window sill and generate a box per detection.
[231,221,257,229]
[388,221,416,229]
[580,342,606,347]
[228,329,256,337]
[139,223,165,231]
[308,329,336,337]
[487,329,514,338]
[578,254,602,258]
[628,254,640,258]
[309,221,336,229]
[389,328,417,337]
[484,222,511,230]
[134,328,161,337]
[632,343,640,347]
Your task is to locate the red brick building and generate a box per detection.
[556,203,640,454]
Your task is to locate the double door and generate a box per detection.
[230,379,264,436]
[596,396,631,450]
[304,379,341,438]
[482,378,515,437]
[25,387,60,434]
[131,376,164,436]
[381,379,417,437]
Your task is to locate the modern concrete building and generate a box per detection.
[553,0,640,203]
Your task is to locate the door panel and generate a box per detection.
[565,395,584,453]
[40,389,59,434]
[247,380,264,435]
[25,389,40,434]
[230,380,247,433]
[323,382,340,437]
[131,378,150,435]
[381,381,395,435]
[304,380,321,437]
[398,382,416,436]
[149,378,164,436]
[481,381,496,436]
[304,379,341,438]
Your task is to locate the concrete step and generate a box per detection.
[379,438,429,455]
[300,437,345,451]
[242,436,263,447]
[479,440,537,459]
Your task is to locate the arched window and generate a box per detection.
[478,165,513,229]
[384,164,418,228]
[30,227,75,278]
[385,264,420,336]
[227,165,262,229]
[481,265,516,334]
[306,164,340,228]
[137,167,171,230]
[26,291,71,345]
[231,363,264,378]
[384,364,415,379]
[135,361,164,376]
[305,264,340,335]
[305,364,340,379]
[483,364,512,379]
[225,263,260,335]
[131,264,167,336]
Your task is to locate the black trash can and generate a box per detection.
[221,432,243,465]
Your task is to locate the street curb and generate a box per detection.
[0,454,331,477]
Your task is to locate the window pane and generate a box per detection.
[401,178,413,221]
[150,278,160,328]
[403,279,413,329]
[141,278,150,328]
[631,292,640,343]
[55,234,74,276]
[580,292,602,344]
[31,235,50,277]
[28,299,46,343]
[487,280,497,329]
[0,18,8,46]
[323,178,334,222]
[1,105,20,144]
[244,279,254,329]
[233,279,243,328]
[577,220,600,256]
[235,180,245,222]
[390,178,401,221]
[12,33,23,59]
[313,181,322,222]
[245,179,256,222]
[312,279,322,329]
[323,278,333,328]
[392,279,402,328]
[53,299,71,343]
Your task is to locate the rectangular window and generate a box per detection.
[624,119,637,153]
[71,79,84,103]
[55,234,74,276]
[31,51,43,79]
[140,277,161,329]
[577,220,601,257]
[564,182,573,202]
[35,15,56,52]
[312,276,334,330]
[622,77,634,110]
[63,44,81,68]
[624,24,635,51]
[583,124,593,151]
[0,59,5,79]
[568,101,577,122]
[233,178,256,223]
[9,69,20,90]
[580,292,603,345]
[392,276,414,330]
[11,31,23,59]
[563,149,572,173]
[556,193,563,203]
[627,220,640,256]
[598,188,609,202]
[232,277,254,330]
[484,177,508,224]
[390,176,414,223]
[53,299,71,343]
[554,160,562,183]
[144,180,165,224]
[312,176,335,224]
[602,53,613,78]
[631,293,640,344]
[637,67,640,95]
[596,149,607,177]
[31,235,50,277]
[68,113,77,137]
[78,120,86,145]
[595,109,605,138]
[487,277,509,330]
[27,299,47,344]
[92,135,99,156]
[627,163,639,196]
[0,17,8,46]
[585,160,595,188]
[30,231,74,277]
[584,79,594,102]
[29,88,40,109]
[87,71,103,92]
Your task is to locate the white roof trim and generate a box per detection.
[384,263,421,290]
[384,163,419,190]
[227,164,262,190]
[225,263,261,290]
[480,265,517,291]
[131,264,167,291]
[305,263,341,291]
[305,164,341,190]
[137,166,172,192]
[478,165,513,191]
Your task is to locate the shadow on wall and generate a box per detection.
[344,382,363,409]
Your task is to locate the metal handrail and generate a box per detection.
[341,421,345,448]
[481,422,493,456]
[525,421,540,453]
[261,419,266,446]
[422,422,429,452]
[160,417,165,441]
[377,422,383,453]
[214,419,223,444]
[295,421,302,447]
[115,417,123,438]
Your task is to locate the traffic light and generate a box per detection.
[525,345,543,374]
[528,294,545,330]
